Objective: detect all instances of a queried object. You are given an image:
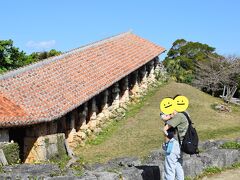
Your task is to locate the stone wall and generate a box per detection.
[72,139,240,179]
[0,140,239,179]
[24,133,66,163]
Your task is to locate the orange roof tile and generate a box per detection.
[0,94,26,118]
[0,32,165,127]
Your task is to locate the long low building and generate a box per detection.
[0,32,165,163]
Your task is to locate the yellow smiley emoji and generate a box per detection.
[173,95,189,112]
[160,98,174,115]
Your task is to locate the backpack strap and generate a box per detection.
[182,111,192,125]
[176,127,182,147]
[176,111,190,146]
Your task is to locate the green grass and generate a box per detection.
[232,162,240,168]
[193,163,240,179]
[48,154,71,176]
[220,141,240,149]
[86,120,120,146]
[190,166,222,180]
[85,83,162,147]
[199,126,240,140]
[74,81,240,164]
[203,166,222,174]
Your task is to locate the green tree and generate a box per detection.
[163,39,220,83]
[47,49,61,57]
[0,39,61,74]
[27,49,61,62]
[0,39,27,73]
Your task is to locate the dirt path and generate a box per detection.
[201,169,240,180]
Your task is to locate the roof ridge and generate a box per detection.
[65,31,132,54]
[0,31,132,81]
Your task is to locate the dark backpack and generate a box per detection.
[178,112,199,155]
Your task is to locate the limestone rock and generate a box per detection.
[24,133,66,163]
[88,120,97,131]
[183,155,204,177]
[76,131,87,140]
[121,167,143,180]
[0,149,8,166]
[46,176,81,180]
[199,140,227,150]
[93,128,102,135]
[2,164,61,178]
[92,171,119,180]
[80,124,89,130]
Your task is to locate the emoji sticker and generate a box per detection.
[160,97,174,115]
[173,95,189,112]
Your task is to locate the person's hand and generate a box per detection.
[160,113,171,121]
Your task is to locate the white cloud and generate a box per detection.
[26,40,56,50]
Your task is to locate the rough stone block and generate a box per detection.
[24,133,66,163]
[202,149,240,168]
[183,155,204,177]
[121,167,143,180]
[0,149,8,165]
[92,171,119,180]
[88,120,97,131]
[76,131,87,140]
[2,164,61,178]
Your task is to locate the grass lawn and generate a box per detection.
[74,81,240,164]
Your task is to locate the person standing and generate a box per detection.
[163,127,184,180]
[160,95,190,179]
[161,113,185,180]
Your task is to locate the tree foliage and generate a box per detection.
[163,39,219,83]
[193,55,240,96]
[0,39,61,74]
[164,39,240,97]
[0,40,27,73]
[27,49,61,63]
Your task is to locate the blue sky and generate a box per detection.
[1,0,240,59]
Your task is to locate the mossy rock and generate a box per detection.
[57,134,66,157]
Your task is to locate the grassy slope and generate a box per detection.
[75,81,240,164]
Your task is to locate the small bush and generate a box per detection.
[50,154,70,170]
[2,143,20,164]
[220,142,240,149]
[232,162,240,168]
[204,166,222,174]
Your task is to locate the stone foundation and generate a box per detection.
[24,133,66,163]
[64,59,165,149]
[0,140,239,179]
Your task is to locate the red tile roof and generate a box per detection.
[0,32,165,127]
[0,94,26,118]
